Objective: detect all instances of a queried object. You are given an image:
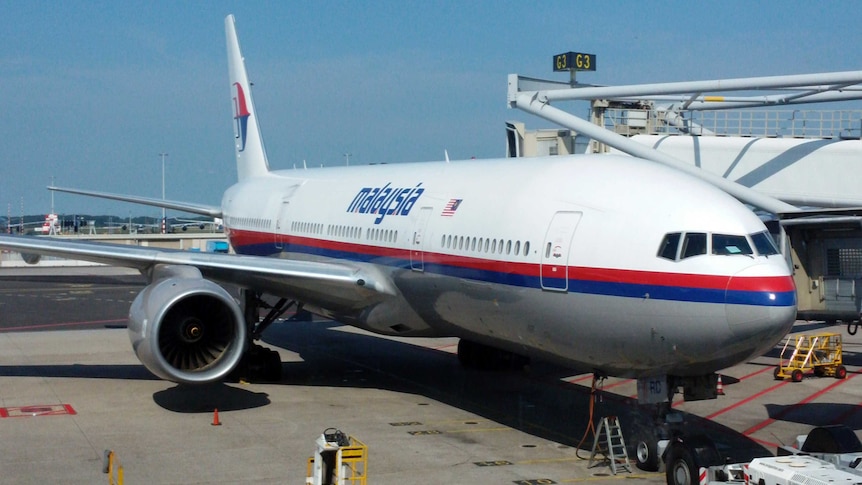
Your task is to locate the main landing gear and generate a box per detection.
[630,375,724,482]
[229,289,301,382]
[457,339,530,371]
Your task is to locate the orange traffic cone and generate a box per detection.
[716,375,725,395]
[211,408,222,426]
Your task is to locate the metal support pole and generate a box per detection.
[513,93,797,214]
[159,152,168,233]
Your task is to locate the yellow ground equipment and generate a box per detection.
[306,429,367,485]
[102,450,124,485]
[774,332,847,382]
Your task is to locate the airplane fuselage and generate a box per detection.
[0,15,799,388]
[222,155,797,378]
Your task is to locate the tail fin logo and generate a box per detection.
[232,82,251,152]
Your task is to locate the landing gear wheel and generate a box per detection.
[457,339,529,371]
[635,434,660,472]
[836,365,848,379]
[457,339,481,368]
[791,369,804,382]
[230,345,282,383]
[665,444,698,485]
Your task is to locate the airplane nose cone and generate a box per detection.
[726,263,796,353]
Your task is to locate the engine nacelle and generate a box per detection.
[128,265,246,384]
[21,253,41,265]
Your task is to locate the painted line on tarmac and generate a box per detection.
[560,473,657,482]
[0,318,127,332]
[433,343,458,353]
[599,378,633,391]
[833,392,862,425]
[742,371,860,438]
[735,365,779,381]
[704,381,790,420]
[564,374,595,384]
[445,426,510,434]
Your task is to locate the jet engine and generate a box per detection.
[128,265,246,384]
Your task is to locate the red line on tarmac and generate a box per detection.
[748,436,781,449]
[566,374,595,384]
[433,343,458,352]
[736,365,778,381]
[704,381,791,420]
[0,319,127,332]
[741,371,860,437]
[602,378,634,390]
[832,394,862,425]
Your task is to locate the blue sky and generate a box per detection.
[2,1,861,216]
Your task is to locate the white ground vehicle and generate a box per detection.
[664,425,862,485]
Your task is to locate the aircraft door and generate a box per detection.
[540,211,582,291]
[274,199,290,251]
[274,184,301,252]
[410,207,433,271]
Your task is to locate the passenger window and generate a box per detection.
[658,233,681,260]
[751,231,779,256]
[712,234,753,256]
[681,233,707,259]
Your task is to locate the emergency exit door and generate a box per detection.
[540,211,582,291]
[410,207,433,271]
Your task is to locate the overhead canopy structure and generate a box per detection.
[507,70,862,214]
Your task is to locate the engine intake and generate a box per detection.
[129,265,246,384]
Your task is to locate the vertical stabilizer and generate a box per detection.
[225,15,270,180]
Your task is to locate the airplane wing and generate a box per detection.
[0,234,395,311]
[48,186,223,218]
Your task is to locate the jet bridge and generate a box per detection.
[507,68,862,324]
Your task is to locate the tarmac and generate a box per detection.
[0,266,860,484]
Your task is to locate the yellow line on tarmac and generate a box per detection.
[561,473,657,482]
[516,457,580,465]
[422,419,489,426]
[445,426,510,434]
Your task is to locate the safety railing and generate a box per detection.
[603,109,862,139]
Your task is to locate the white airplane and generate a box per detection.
[0,16,796,409]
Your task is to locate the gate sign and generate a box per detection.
[553,52,596,72]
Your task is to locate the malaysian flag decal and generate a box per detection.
[441,198,462,216]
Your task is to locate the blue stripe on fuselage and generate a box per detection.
[233,240,795,307]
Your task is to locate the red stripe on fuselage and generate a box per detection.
[576,267,795,292]
[227,229,794,292]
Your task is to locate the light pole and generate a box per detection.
[159,152,168,233]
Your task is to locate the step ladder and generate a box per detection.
[588,416,631,474]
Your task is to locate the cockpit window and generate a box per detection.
[660,230,780,262]
[751,231,780,256]
[657,233,681,260]
[681,232,707,259]
[712,234,753,256]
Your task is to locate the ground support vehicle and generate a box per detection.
[665,425,862,485]
[774,332,847,382]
